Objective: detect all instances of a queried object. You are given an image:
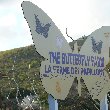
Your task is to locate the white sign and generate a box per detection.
[21,1,110,100]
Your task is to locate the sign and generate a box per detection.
[21,1,110,100]
[80,27,110,101]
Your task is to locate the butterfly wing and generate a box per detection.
[21,1,71,59]
[21,1,75,100]
[79,26,110,101]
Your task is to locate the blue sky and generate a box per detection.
[0,0,110,51]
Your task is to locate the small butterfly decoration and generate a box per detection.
[91,37,103,54]
[34,14,51,38]
[21,1,110,101]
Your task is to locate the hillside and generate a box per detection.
[0,45,47,109]
[0,41,106,109]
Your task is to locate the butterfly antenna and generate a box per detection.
[66,28,74,41]
[66,28,75,51]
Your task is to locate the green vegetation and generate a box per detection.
[0,43,109,109]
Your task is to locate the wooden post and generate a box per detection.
[100,94,108,110]
[48,94,58,110]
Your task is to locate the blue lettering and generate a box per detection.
[53,66,59,73]
[91,56,94,66]
[99,57,104,67]
[87,56,90,66]
[71,67,74,74]
[80,55,85,66]
[62,53,66,64]
[75,54,79,65]
[60,66,70,74]
[45,65,51,73]
[49,52,60,64]
[83,68,88,75]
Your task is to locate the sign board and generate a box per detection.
[80,27,110,100]
[21,1,110,100]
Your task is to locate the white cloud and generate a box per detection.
[0,13,17,27]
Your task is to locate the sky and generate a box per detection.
[0,0,110,51]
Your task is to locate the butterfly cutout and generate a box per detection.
[34,14,51,38]
[21,1,110,101]
[91,37,103,54]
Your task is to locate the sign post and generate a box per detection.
[48,94,58,110]
[100,94,108,110]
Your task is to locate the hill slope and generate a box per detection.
[0,41,102,109]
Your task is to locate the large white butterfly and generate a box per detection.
[21,1,110,101]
